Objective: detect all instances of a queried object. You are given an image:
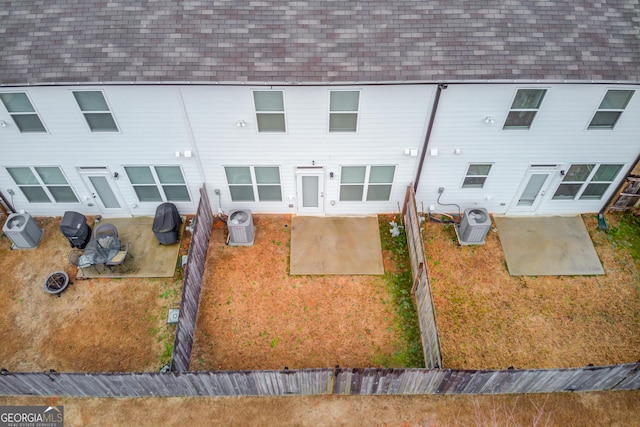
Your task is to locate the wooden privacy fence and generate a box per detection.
[170,186,214,372]
[0,364,638,397]
[608,175,640,215]
[402,185,442,369]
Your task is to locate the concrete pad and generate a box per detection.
[77,216,183,279]
[493,215,604,276]
[290,216,384,275]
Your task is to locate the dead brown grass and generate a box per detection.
[191,215,403,370]
[2,390,639,426]
[425,213,640,370]
[0,216,184,372]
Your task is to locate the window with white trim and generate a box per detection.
[253,91,286,132]
[0,92,47,133]
[124,166,191,202]
[588,90,634,129]
[72,91,119,132]
[552,163,624,200]
[339,165,395,201]
[503,89,546,129]
[224,166,282,202]
[329,91,360,132]
[462,164,492,188]
[6,166,78,203]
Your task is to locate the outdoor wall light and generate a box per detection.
[0,120,8,128]
[484,116,495,124]
[236,119,247,128]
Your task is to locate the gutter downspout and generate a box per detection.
[414,83,447,193]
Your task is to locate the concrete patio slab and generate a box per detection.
[290,216,384,275]
[493,215,605,276]
[77,216,183,278]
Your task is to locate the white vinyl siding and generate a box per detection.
[6,166,78,203]
[125,166,191,202]
[73,91,119,132]
[588,90,635,129]
[225,166,282,202]
[0,92,47,133]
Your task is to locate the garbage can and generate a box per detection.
[152,202,182,244]
[60,211,91,249]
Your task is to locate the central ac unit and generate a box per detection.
[227,209,255,246]
[3,212,44,249]
[455,207,491,245]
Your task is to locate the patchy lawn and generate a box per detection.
[0,216,186,372]
[425,213,640,370]
[2,391,640,426]
[191,215,415,371]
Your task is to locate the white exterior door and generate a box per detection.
[508,165,558,214]
[79,168,130,216]
[296,167,324,215]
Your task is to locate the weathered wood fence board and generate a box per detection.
[402,185,442,369]
[2,364,637,397]
[608,175,640,214]
[170,186,214,372]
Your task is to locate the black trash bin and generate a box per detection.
[60,211,92,249]
[152,203,182,244]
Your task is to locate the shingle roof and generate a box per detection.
[2,1,639,86]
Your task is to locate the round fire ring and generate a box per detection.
[44,271,70,297]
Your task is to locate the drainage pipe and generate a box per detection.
[413,83,447,193]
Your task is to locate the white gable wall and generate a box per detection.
[0,85,203,217]
[180,84,435,215]
[415,83,640,215]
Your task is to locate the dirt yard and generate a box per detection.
[424,213,640,370]
[2,390,640,426]
[191,215,405,371]
[0,216,187,372]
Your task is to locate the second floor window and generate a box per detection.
[0,92,46,133]
[503,89,546,130]
[73,91,119,132]
[253,91,286,132]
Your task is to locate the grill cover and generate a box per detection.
[60,211,91,249]
[152,203,182,244]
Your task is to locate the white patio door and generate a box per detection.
[508,165,558,214]
[79,168,130,216]
[296,167,324,214]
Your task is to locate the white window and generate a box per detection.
[588,90,634,129]
[224,166,282,202]
[503,89,546,129]
[72,91,119,132]
[0,92,47,133]
[339,165,395,201]
[329,91,360,132]
[462,164,492,188]
[253,91,286,132]
[552,164,624,200]
[124,166,191,202]
[6,166,78,203]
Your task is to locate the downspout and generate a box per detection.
[0,190,15,216]
[413,83,447,193]
[600,149,640,214]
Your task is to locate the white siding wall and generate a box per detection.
[181,85,434,215]
[0,86,202,217]
[415,83,640,215]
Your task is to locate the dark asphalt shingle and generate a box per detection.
[1,0,639,85]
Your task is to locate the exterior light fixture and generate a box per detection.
[484,116,495,124]
[236,120,246,128]
[0,120,8,128]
